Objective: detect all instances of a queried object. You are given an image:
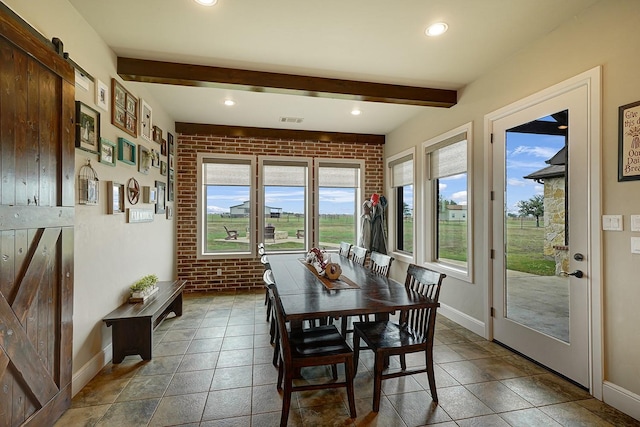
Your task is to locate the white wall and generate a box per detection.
[3,0,176,394]
[386,0,640,415]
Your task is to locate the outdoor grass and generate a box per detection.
[206,214,554,276]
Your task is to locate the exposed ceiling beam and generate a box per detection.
[175,123,385,145]
[118,57,457,108]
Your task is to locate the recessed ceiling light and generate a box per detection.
[224,99,235,106]
[425,22,448,37]
[351,109,361,116]
[195,0,217,6]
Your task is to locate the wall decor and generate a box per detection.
[167,169,174,202]
[107,181,124,214]
[117,137,136,165]
[160,160,167,176]
[166,206,173,220]
[127,208,154,223]
[168,132,174,155]
[75,101,100,154]
[155,181,166,214]
[111,78,138,138]
[161,138,167,156]
[153,125,163,143]
[78,159,99,205]
[127,177,140,205]
[143,186,157,204]
[168,153,174,170]
[99,138,116,167]
[618,100,640,181]
[151,148,160,168]
[95,79,109,111]
[140,99,152,141]
[138,145,151,175]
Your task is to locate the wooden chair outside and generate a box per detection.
[350,245,368,266]
[264,225,276,242]
[368,252,394,277]
[338,241,352,258]
[353,264,446,411]
[271,284,357,426]
[224,226,238,240]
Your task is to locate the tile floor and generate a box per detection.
[55,291,640,427]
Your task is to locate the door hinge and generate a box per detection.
[490,133,494,144]
[490,307,495,317]
[490,191,495,201]
[490,249,495,259]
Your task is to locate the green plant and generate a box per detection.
[130,274,158,293]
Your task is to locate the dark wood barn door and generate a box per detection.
[0,6,75,426]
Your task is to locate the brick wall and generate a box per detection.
[176,132,385,292]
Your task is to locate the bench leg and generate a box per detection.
[110,318,153,363]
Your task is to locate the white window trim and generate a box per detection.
[314,158,365,250]
[386,147,415,264]
[197,152,256,260]
[421,122,474,283]
[258,155,312,253]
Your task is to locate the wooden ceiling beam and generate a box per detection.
[118,57,457,108]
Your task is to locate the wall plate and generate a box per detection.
[602,215,623,231]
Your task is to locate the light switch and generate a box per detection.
[631,215,640,232]
[602,215,623,231]
[631,237,640,254]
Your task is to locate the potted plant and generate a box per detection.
[129,274,158,302]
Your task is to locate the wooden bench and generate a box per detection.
[102,279,186,363]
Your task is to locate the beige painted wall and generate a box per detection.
[3,0,176,390]
[386,0,640,399]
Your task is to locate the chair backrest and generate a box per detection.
[369,251,394,277]
[269,283,293,367]
[350,245,368,266]
[260,254,270,267]
[401,264,446,341]
[265,225,275,238]
[338,242,352,258]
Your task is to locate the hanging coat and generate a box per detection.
[359,200,372,250]
[369,200,388,254]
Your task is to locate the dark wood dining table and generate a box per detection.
[268,253,437,327]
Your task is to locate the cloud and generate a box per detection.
[451,190,467,205]
[319,189,356,203]
[534,185,544,194]
[439,182,447,191]
[510,145,558,159]
[207,205,228,213]
[508,178,527,187]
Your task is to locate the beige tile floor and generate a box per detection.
[55,291,640,427]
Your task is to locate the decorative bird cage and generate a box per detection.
[78,159,99,205]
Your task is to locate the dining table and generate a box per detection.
[267,253,438,328]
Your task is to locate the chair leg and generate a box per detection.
[352,332,361,375]
[277,359,284,390]
[280,379,293,427]
[426,346,438,403]
[272,335,280,367]
[400,354,407,370]
[345,356,357,419]
[341,316,349,336]
[331,364,338,380]
[372,351,385,412]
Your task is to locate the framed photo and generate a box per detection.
[168,132,174,155]
[95,79,109,111]
[155,180,166,214]
[140,99,152,141]
[161,139,167,156]
[111,79,138,138]
[75,101,100,154]
[153,125,163,143]
[151,148,160,168]
[618,100,640,181]
[117,137,136,165]
[143,186,157,204]
[107,181,124,214]
[169,153,174,170]
[139,145,151,174]
[160,160,167,176]
[99,138,116,166]
[166,206,173,220]
[167,169,174,202]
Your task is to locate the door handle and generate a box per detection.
[560,270,584,278]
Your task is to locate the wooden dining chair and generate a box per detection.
[338,241,352,258]
[352,264,445,411]
[350,245,368,266]
[260,254,272,320]
[368,251,394,277]
[271,284,357,426]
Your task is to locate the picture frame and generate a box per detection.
[161,138,167,156]
[166,206,173,220]
[169,153,174,170]
[155,180,166,214]
[143,186,157,204]
[139,145,151,175]
[95,79,109,111]
[168,132,174,155]
[117,137,136,165]
[140,99,152,141]
[75,101,100,154]
[167,169,174,202]
[160,160,167,176]
[99,138,116,167]
[153,125,163,143]
[107,181,124,214]
[618,100,640,181]
[111,79,138,138]
[151,148,160,168]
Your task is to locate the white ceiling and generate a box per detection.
[68,0,599,135]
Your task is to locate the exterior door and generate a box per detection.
[0,6,75,426]
[491,83,590,387]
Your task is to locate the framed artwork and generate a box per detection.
[155,180,166,214]
[143,186,157,204]
[99,138,116,167]
[166,206,173,220]
[168,153,174,170]
[107,181,124,214]
[618,100,640,181]
[95,79,109,111]
[111,79,138,138]
[139,145,151,175]
[167,169,174,202]
[117,137,136,165]
[168,132,174,155]
[151,148,160,168]
[153,125,163,143]
[140,99,152,141]
[160,160,167,176]
[75,101,100,154]
[161,139,167,156]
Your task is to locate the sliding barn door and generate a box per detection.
[0,6,75,426]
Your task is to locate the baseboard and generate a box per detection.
[438,302,486,338]
[71,344,112,396]
[603,381,640,421]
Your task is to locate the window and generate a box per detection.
[388,150,414,257]
[198,154,255,257]
[260,158,310,252]
[316,161,364,251]
[423,123,473,281]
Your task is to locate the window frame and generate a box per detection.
[422,122,474,282]
[197,153,256,259]
[314,158,365,251]
[386,148,415,264]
